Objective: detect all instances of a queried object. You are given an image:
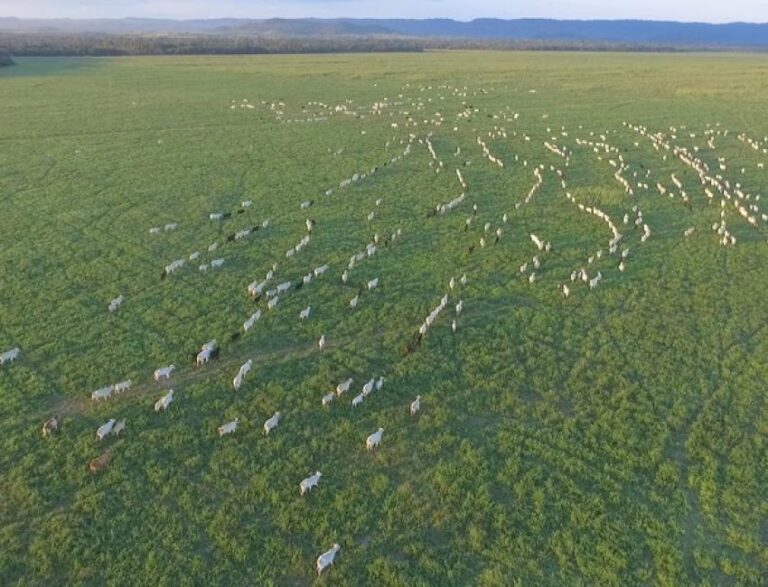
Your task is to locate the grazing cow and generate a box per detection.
[375,376,384,391]
[154,389,174,412]
[322,393,335,407]
[366,428,384,450]
[263,412,281,435]
[300,200,314,209]
[154,365,175,382]
[367,278,379,291]
[268,296,280,310]
[218,419,240,437]
[299,307,311,321]
[452,319,457,333]
[42,416,58,438]
[341,270,349,284]
[112,419,126,436]
[92,386,114,401]
[352,393,364,407]
[316,544,341,576]
[336,378,353,396]
[300,471,322,495]
[96,419,115,441]
[456,300,464,316]
[349,295,359,309]
[89,450,112,473]
[530,234,544,251]
[562,284,570,298]
[0,347,20,365]
[318,335,326,350]
[211,258,225,269]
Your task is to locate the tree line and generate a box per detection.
[0,51,15,65]
[0,32,757,57]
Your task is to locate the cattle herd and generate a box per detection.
[3,81,767,577]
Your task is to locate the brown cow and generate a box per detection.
[42,416,58,438]
[89,450,112,473]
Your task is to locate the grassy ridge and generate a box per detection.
[0,52,766,584]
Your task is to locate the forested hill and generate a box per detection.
[0,17,767,48]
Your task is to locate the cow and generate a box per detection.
[0,347,20,365]
[112,419,126,436]
[316,543,340,576]
[263,412,281,435]
[89,450,112,473]
[154,390,174,412]
[42,416,58,438]
[366,428,384,450]
[96,419,115,441]
[154,365,176,382]
[410,396,421,416]
[218,419,240,437]
[300,471,322,495]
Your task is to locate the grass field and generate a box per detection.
[0,51,766,585]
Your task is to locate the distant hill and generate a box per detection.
[1,17,767,49]
[0,52,15,66]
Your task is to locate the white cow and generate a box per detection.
[268,297,279,310]
[318,335,326,350]
[154,365,175,381]
[96,419,115,441]
[352,393,364,407]
[456,300,464,316]
[108,295,124,312]
[154,389,174,412]
[316,543,340,576]
[91,386,114,401]
[233,359,253,391]
[530,233,544,250]
[375,376,384,391]
[113,380,132,394]
[366,428,384,450]
[349,295,359,309]
[263,412,281,435]
[367,277,379,290]
[0,347,20,365]
[410,395,421,416]
[322,393,335,407]
[300,471,322,495]
[336,378,353,396]
[299,307,311,321]
[112,418,126,436]
[362,379,375,396]
[218,419,240,437]
[197,341,218,366]
[243,311,261,332]
[341,270,349,284]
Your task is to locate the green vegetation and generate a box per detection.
[0,52,766,585]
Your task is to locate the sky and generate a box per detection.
[0,0,766,23]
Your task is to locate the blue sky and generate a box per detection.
[0,0,766,23]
